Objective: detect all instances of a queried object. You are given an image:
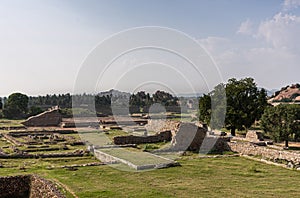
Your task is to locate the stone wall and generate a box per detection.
[30,175,65,198]
[144,121,230,153]
[113,131,172,145]
[0,175,65,198]
[228,141,300,165]
[22,108,62,127]
[170,123,230,152]
[0,175,30,198]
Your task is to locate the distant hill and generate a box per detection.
[268,84,300,103]
[98,89,131,98]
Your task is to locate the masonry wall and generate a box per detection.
[22,109,62,127]
[0,175,30,198]
[30,175,65,198]
[0,175,65,198]
[228,141,300,164]
[113,131,172,145]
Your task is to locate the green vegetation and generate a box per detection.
[198,77,267,136]
[261,104,300,147]
[129,90,180,113]
[1,157,300,197]
[0,119,24,128]
[3,93,29,119]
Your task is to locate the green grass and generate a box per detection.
[1,156,300,197]
[0,119,24,127]
[1,120,300,197]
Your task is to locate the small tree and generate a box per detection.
[261,104,300,148]
[198,83,226,130]
[198,94,211,125]
[3,93,29,119]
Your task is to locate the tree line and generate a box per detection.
[0,90,180,119]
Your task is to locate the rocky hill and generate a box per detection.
[268,83,300,103]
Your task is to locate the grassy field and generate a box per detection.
[1,119,299,197]
[1,156,300,197]
[0,119,24,128]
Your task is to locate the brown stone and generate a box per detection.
[0,175,65,198]
[170,122,230,153]
[245,130,264,142]
[22,107,62,127]
[113,130,172,145]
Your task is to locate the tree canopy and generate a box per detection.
[129,90,180,113]
[261,104,300,148]
[198,77,267,135]
[3,93,29,119]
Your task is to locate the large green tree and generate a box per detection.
[3,93,29,119]
[225,78,267,136]
[198,78,267,135]
[261,104,300,148]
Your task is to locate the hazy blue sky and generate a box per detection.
[0,0,299,96]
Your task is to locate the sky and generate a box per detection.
[0,0,299,96]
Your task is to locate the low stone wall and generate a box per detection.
[0,151,86,159]
[228,141,300,164]
[61,121,99,128]
[30,175,65,198]
[22,108,62,127]
[113,131,172,145]
[0,175,65,198]
[0,175,30,198]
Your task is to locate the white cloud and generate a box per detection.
[257,12,300,50]
[283,0,300,10]
[236,19,254,35]
[198,11,300,90]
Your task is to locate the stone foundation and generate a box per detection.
[0,175,65,198]
[228,141,300,165]
[113,131,172,145]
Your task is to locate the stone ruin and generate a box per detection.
[113,130,172,145]
[145,119,180,135]
[0,175,65,198]
[169,122,230,152]
[112,120,230,153]
[245,130,264,142]
[228,141,300,168]
[22,106,62,127]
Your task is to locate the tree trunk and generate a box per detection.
[285,140,289,148]
[231,127,236,136]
